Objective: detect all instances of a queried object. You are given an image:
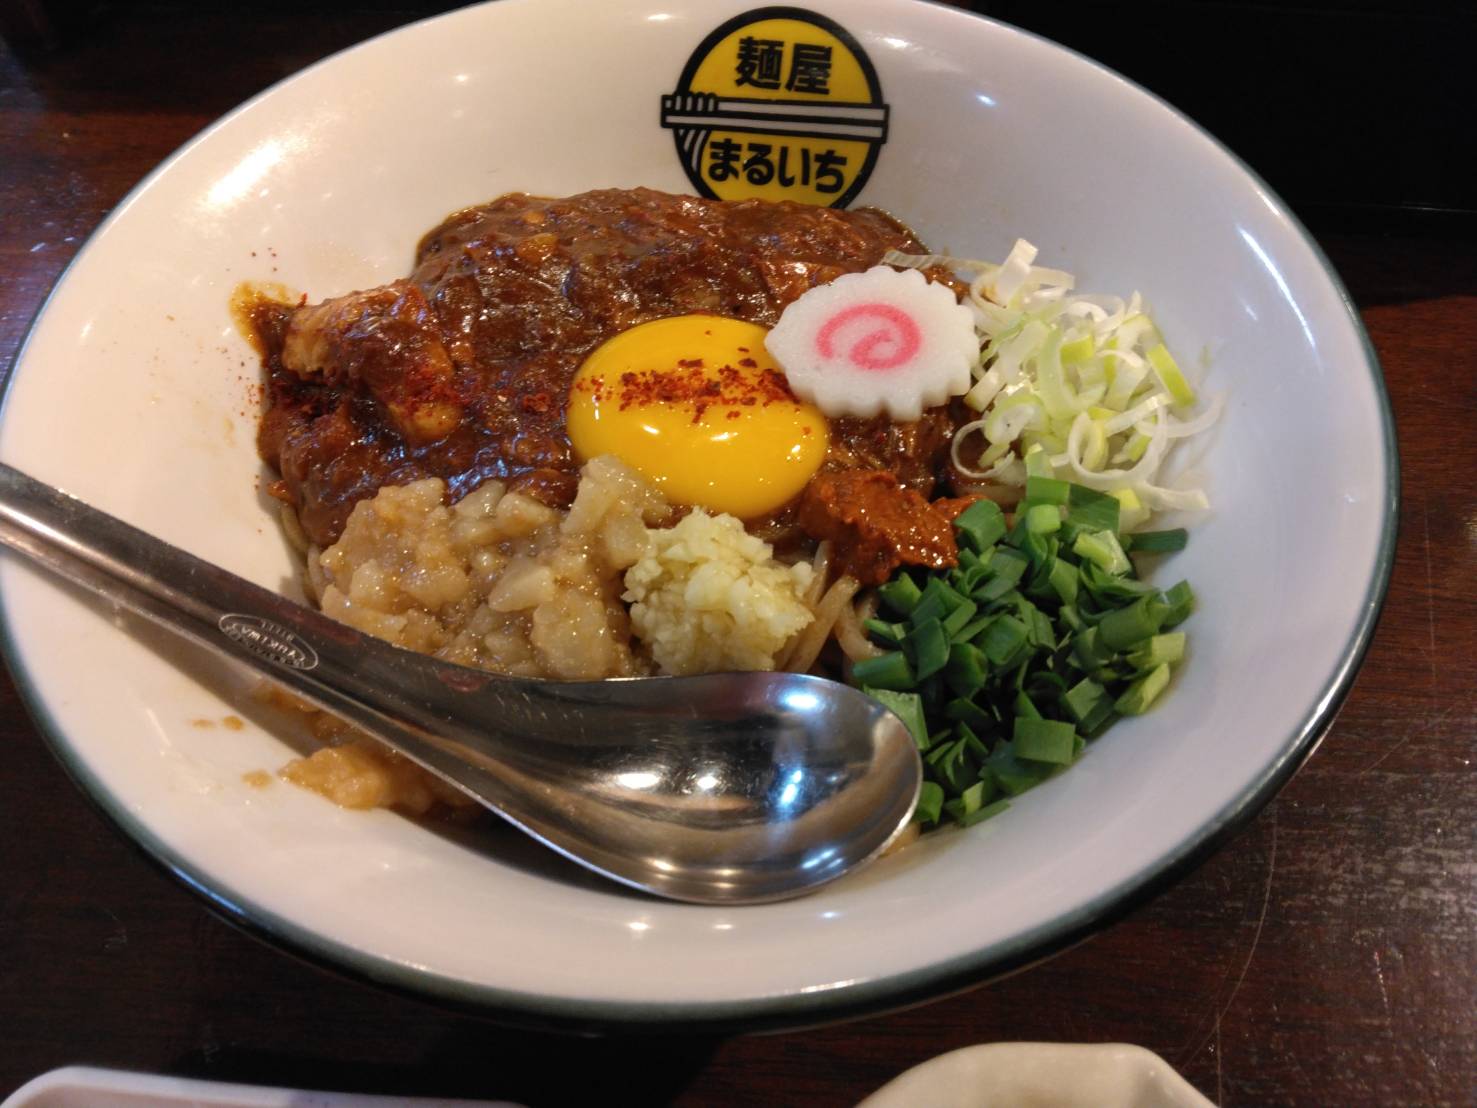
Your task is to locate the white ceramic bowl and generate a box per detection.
[0,0,1394,1030]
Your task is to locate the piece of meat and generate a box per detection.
[797,469,958,586]
[254,188,969,548]
[745,401,963,556]
[281,282,462,445]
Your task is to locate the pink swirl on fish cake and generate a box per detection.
[815,303,922,372]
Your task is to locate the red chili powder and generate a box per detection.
[606,363,802,423]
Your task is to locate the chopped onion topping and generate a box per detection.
[894,240,1219,527]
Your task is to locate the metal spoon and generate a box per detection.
[0,463,920,904]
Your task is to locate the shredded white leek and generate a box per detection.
[889,240,1220,527]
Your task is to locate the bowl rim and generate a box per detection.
[0,0,1399,1033]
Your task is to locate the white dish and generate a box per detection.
[0,0,1394,1029]
[858,1042,1215,1108]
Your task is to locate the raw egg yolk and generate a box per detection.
[567,315,829,518]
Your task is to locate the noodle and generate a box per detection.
[303,544,326,605]
[777,540,833,670]
[835,594,884,662]
[784,574,861,673]
[803,540,831,608]
[279,504,310,555]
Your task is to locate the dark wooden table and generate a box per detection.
[2,7,1474,1106]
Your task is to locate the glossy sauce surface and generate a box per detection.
[255,188,965,547]
[798,469,960,585]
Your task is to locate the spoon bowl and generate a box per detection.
[0,462,921,904]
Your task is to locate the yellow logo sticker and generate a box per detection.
[661,7,889,207]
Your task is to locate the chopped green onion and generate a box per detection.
[1024,475,1072,506]
[865,687,931,750]
[1025,669,1068,704]
[915,781,945,825]
[1025,503,1063,535]
[905,617,950,681]
[911,577,969,627]
[953,498,1007,551]
[1013,716,1078,765]
[855,473,1195,841]
[944,696,995,733]
[1013,689,1043,721]
[927,735,985,795]
[1048,557,1079,604]
[957,721,990,758]
[1014,527,1055,571]
[1080,562,1157,602]
[958,797,1011,827]
[1127,632,1186,670]
[944,642,989,699]
[1067,483,1121,533]
[946,767,1000,823]
[953,613,993,643]
[1072,529,1131,576]
[1063,676,1110,725]
[863,618,905,648]
[974,548,1030,601]
[1072,625,1115,673]
[986,743,1052,796]
[1097,594,1168,651]
[1026,606,1056,650]
[1077,695,1117,737]
[1159,580,1196,628]
[852,651,914,691]
[1125,528,1188,554]
[956,562,991,594]
[1115,662,1172,714]
[941,597,980,639]
[980,614,1029,667]
[944,780,989,823]
[878,575,922,616]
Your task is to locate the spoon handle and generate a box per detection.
[0,464,459,724]
[0,462,568,820]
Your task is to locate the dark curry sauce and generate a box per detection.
[249,187,970,562]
